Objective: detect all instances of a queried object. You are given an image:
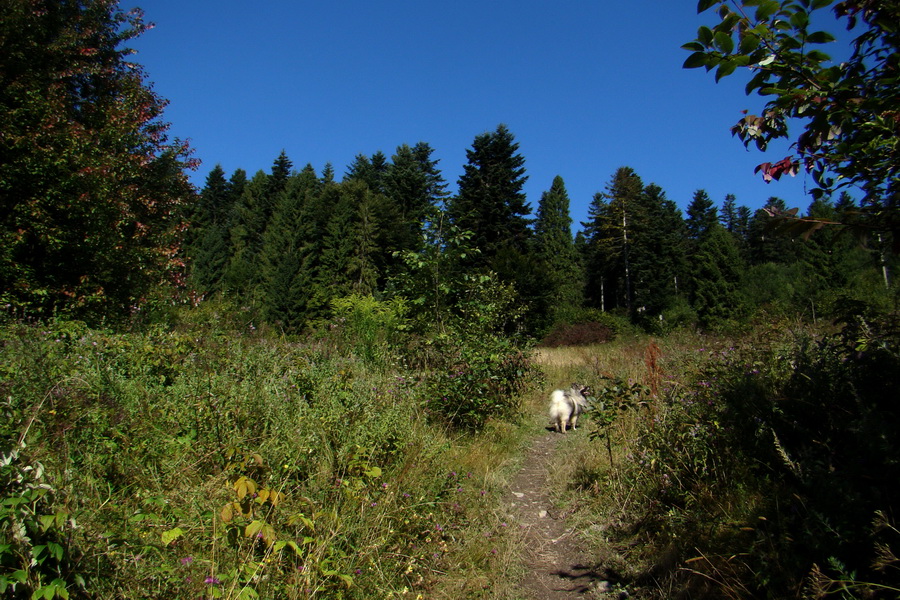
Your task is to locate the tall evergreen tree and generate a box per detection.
[692,224,745,328]
[630,183,688,321]
[344,151,388,195]
[190,165,234,294]
[259,165,318,327]
[720,194,738,232]
[747,196,799,265]
[224,170,270,298]
[583,167,644,313]
[294,180,340,320]
[685,189,718,240]
[269,150,293,199]
[447,124,530,264]
[534,176,582,327]
[318,180,381,300]
[380,142,448,280]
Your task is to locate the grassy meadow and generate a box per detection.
[3,307,899,599]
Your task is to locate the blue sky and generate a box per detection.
[130,0,821,230]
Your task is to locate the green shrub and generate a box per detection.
[612,310,900,598]
[424,333,539,430]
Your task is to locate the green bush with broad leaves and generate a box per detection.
[611,304,900,597]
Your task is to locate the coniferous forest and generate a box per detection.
[2,1,899,599]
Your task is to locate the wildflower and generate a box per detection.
[180,556,193,566]
[204,576,221,585]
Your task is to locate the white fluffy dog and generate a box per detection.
[548,383,592,434]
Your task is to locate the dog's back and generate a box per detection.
[548,383,591,433]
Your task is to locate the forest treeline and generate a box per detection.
[184,124,894,338]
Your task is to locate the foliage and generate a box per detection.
[533,175,583,330]
[538,306,628,347]
[602,308,900,598]
[324,294,407,368]
[0,0,197,322]
[447,124,531,265]
[0,317,531,599]
[684,0,900,242]
[422,272,541,429]
[588,375,650,466]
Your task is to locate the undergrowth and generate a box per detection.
[559,310,900,599]
[0,302,538,600]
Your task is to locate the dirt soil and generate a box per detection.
[502,429,623,599]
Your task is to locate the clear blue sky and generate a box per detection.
[130,0,819,230]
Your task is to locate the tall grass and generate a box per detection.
[542,315,900,599]
[0,315,535,599]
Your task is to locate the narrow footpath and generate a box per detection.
[502,430,621,599]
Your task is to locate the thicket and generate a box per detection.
[581,298,900,599]
[0,299,540,599]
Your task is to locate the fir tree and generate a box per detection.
[448,124,530,263]
[747,196,799,265]
[190,165,234,294]
[259,165,319,327]
[630,183,688,321]
[720,194,738,232]
[692,224,745,328]
[380,142,448,280]
[685,189,718,240]
[583,167,644,313]
[534,175,583,325]
[224,170,270,298]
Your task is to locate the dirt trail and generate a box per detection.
[502,429,617,599]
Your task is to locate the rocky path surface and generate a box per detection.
[502,430,618,599]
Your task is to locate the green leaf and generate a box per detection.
[698,25,714,45]
[714,31,735,54]
[237,588,259,600]
[681,41,705,51]
[161,527,185,546]
[806,31,835,44]
[716,59,739,81]
[756,0,781,21]
[698,0,718,12]
[739,33,761,54]
[245,520,264,538]
[683,51,710,69]
[790,9,810,29]
[811,0,834,8]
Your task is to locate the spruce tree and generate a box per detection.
[692,224,745,328]
[747,196,799,265]
[583,167,644,313]
[534,175,582,325]
[720,194,738,232]
[259,165,318,327]
[224,170,269,298]
[685,189,718,240]
[190,165,234,294]
[448,124,530,264]
[630,183,688,321]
